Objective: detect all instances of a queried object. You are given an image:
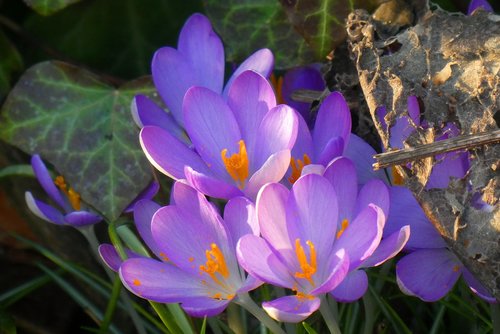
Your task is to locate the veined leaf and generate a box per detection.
[0,61,154,221]
[23,0,80,15]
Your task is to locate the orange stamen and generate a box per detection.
[199,243,230,285]
[54,175,81,210]
[288,154,312,184]
[221,140,249,189]
[270,74,284,104]
[336,219,349,239]
[294,239,317,286]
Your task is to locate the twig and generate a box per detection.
[373,129,500,170]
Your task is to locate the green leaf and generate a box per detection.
[0,61,154,221]
[0,30,23,101]
[302,322,318,334]
[204,0,315,69]
[279,0,378,59]
[0,310,17,334]
[24,0,202,78]
[368,286,412,334]
[0,164,35,179]
[23,0,81,16]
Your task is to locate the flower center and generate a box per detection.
[288,154,311,184]
[294,239,317,286]
[336,219,349,239]
[199,243,234,300]
[54,176,81,210]
[221,140,249,189]
[391,166,404,186]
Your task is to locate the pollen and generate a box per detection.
[294,239,317,286]
[453,265,460,272]
[336,219,349,239]
[159,252,169,262]
[199,243,230,286]
[288,154,311,184]
[54,175,81,210]
[391,167,404,186]
[221,140,249,189]
[133,279,141,286]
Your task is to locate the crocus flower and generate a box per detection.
[237,173,388,322]
[132,13,273,139]
[141,70,298,200]
[467,0,493,14]
[119,181,261,317]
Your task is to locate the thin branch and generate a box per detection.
[373,129,500,170]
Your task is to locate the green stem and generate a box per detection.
[319,296,341,334]
[429,302,446,334]
[227,303,245,334]
[235,293,286,334]
[492,303,500,334]
[362,290,377,334]
[98,274,122,334]
[149,301,181,334]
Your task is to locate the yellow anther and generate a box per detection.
[391,167,404,186]
[133,279,141,286]
[296,291,315,300]
[294,239,317,286]
[288,154,311,184]
[199,243,230,286]
[221,140,249,189]
[54,175,81,211]
[336,219,349,239]
[270,74,284,104]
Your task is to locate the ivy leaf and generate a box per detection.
[23,0,81,15]
[0,61,154,221]
[0,30,23,101]
[279,0,378,59]
[204,0,315,69]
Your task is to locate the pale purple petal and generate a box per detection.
[355,179,390,219]
[223,48,274,97]
[65,211,102,227]
[140,126,211,180]
[239,275,264,293]
[262,295,321,323]
[344,134,386,185]
[462,268,497,303]
[98,244,142,272]
[467,0,493,14]
[133,199,162,258]
[245,150,291,200]
[227,70,276,159]
[131,95,185,141]
[25,192,65,225]
[224,197,259,249]
[323,157,358,222]
[301,164,325,177]
[237,234,294,289]
[396,248,462,302]
[361,226,410,267]
[330,270,368,302]
[184,166,243,200]
[253,104,298,169]
[316,137,344,165]
[152,47,197,126]
[31,154,68,210]
[312,248,350,295]
[183,86,241,179]
[120,258,206,302]
[124,180,160,213]
[178,13,224,94]
[290,113,314,162]
[181,297,230,317]
[426,151,469,189]
[312,92,351,158]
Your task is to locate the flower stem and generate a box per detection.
[319,296,341,334]
[98,274,122,334]
[227,303,245,334]
[235,293,286,334]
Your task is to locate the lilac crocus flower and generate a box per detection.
[467,0,493,14]
[237,173,388,322]
[119,181,261,317]
[132,13,273,139]
[141,70,298,200]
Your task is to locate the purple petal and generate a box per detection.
[223,48,274,97]
[361,226,410,268]
[317,137,344,165]
[183,86,241,179]
[407,96,421,126]
[312,92,351,158]
[224,197,259,248]
[467,0,493,14]
[227,70,276,158]
[312,248,350,295]
[181,297,230,317]
[184,166,243,199]
[31,155,68,210]
[354,179,390,219]
[282,65,325,121]
[98,244,142,272]
[396,248,461,302]
[333,205,384,270]
[65,211,102,227]
[133,199,162,258]
[178,13,224,94]
[245,150,291,200]
[376,106,388,132]
[262,295,321,323]
[389,115,415,149]
[301,164,325,177]
[124,180,160,213]
[253,104,298,170]
[237,235,294,289]
[140,126,210,180]
[462,268,497,303]
[291,113,314,163]
[330,270,368,302]
[152,47,197,126]
[344,134,387,185]
[25,192,65,225]
[323,157,358,222]
[426,151,469,189]
[131,95,185,141]
[120,258,205,302]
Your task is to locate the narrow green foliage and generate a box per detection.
[0,164,35,179]
[368,286,412,334]
[302,321,319,334]
[0,30,23,101]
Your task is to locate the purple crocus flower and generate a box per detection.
[236,173,388,322]
[119,181,261,317]
[132,13,274,139]
[467,0,493,14]
[141,70,298,200]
